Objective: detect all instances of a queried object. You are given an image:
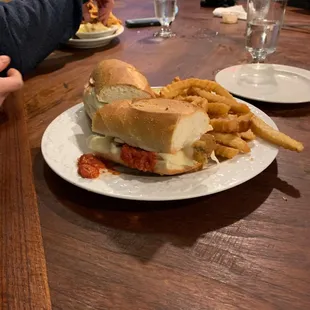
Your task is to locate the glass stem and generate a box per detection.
[252,57,264,64]
[161,23,170,33]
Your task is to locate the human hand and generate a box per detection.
[97,0,114,25]
[82,0,114,25]
[0,56,23,107]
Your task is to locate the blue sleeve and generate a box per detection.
[0,0,83,75]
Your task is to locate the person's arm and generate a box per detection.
[0,55,23,107]
[0,0,83,75]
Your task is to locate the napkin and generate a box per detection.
[213,5,247,20]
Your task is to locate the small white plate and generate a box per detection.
[215,64,310,104]
[66,25,124,49]
[76,25,119,39]
[41,95,279,201]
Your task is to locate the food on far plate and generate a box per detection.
[83,59,156,119]
[215,144,239,159]
[84,98,215,177]
[212,132,251,154]
[239,129,256,141]
[77,1,122,36]
[85,0,99,20]
[77,13,122,34]
[106,12,123,27]
[77,22,109,33]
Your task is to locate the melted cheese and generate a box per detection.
[87,135,197,173]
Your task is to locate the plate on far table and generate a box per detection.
[41,89,279,201]
[66,25,124,49]
[215,64,310,104]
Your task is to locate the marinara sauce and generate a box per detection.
[120,144,156,173]
[77,154,118,179]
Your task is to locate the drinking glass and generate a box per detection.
[153,0,177,38]
[245,0,288,63]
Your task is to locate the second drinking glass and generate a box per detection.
[153,0,177,38]
[245,0,288,63]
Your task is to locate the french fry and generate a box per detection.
[210,113,253,133]
[106,12,122,26]
[212,133,251,153]
[160,78,235,100]
[215,144,239,159]
[172,76,181,83]
[86,0,99,20]
[237,113,253,132]
[193,88,250,115]
[239,129,256,141]
[207,102,230,116]
[174,95,186,100]
[177,94,228,115]
[251,116,304,152]
[227,114,238,120]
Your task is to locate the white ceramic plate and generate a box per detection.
[215,64,310,104]
[41,94,279,201]
[76,25,119,39]
[66,25,124,49]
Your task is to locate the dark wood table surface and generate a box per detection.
[2,1,310,309]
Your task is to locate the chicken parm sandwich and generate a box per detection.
[83,59,156,120]
[86,98,216,176]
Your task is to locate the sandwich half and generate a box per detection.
[87,98,215,175]
[83,59,156,119]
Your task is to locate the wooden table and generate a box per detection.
[2,1,310,309]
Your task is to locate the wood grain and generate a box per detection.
[21,1,310,309]
[0,93,51,309]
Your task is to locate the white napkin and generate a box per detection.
[213,5,247,21]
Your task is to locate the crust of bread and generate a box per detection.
[89,59,155,99]
[92,98,210,154]
[154,161,202,175]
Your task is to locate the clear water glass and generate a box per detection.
[153,0,177,38]
[246,0,288,63]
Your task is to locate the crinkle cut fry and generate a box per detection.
[212,132,251,153]
[210,113,253,133]
[193,88,250,114]
[251,115,304,152]
[239,129,256,141]
[106,12,123,26]
[160,78,235,100]
[172,76,181,83]
[181,95,208,103]
[215,144,239,159]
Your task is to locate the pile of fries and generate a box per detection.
[159,77,304,160]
